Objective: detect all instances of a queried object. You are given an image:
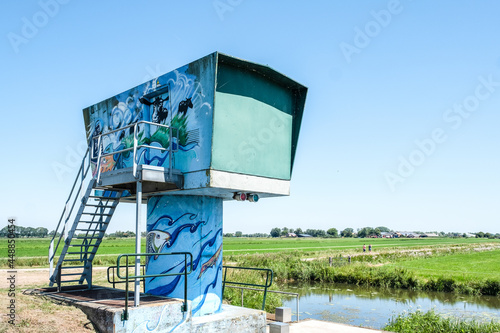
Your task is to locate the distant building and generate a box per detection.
[397,231,419,238]
[297,234,312,238]
[287,233,297,238]
[420,233,439,238]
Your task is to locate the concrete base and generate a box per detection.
[37,286,266,333]
[284,319,387,333]
[275,307,291,323]
[269,322,290,333]
[192,305,266,333]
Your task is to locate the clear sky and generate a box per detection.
[1,1,499,235]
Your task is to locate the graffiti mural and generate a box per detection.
[145,195,223,316]
[83,55,215,176]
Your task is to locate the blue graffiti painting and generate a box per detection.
[146,195,223,316]
[84,64,211,176]
[145,219,207,265]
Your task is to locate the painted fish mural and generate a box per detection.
[198,244,222,279]
[146,230,171,265]
[146,195,223,316]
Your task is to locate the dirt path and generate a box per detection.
[300,244,500,262]
[0,268,115,332]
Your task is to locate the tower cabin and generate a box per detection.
[48,52,307,318]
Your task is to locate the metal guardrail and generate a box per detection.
[225,285,300,322]
[92,120,179,184]
[116,252,193,321]
[107,264,146,293]
[222,265,273,311]
[329,255,351,266]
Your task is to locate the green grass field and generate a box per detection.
[2,236,500,295]
[1,236,497,259]
[388,249,500,281]
[222,236,498,254]
[0,237,146,258]
[2,237,500,280]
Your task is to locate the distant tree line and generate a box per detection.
[266,226,500,239]
[224,231,269,238]
[2,225,499,240]
[475,231,497,239]
[0,226,49,238]
[0,226,140,239]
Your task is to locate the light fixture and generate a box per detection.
[247,193,259,203]
[233,192,246,201]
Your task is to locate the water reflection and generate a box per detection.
[281,282,500,329]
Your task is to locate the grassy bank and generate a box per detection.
[2,238,500,297]
[2,237,498,265]
[223,237,498,254]
[383,310,500,333]
[226,244,500,296]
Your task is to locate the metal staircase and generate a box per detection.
[49,148,123,288]
[49,121,182,290]
[50,183,122,288]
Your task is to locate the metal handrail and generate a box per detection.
[49,147,91,274]
[107,264,146,292]
[222,265,273,311]
[225,285,300,321]
[116,252,193,321]
[91,120,179,184]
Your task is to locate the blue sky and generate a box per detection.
[1,1,499,235]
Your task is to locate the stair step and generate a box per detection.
[81,212,113,216]
[74,236,102,239]
[89,195,121,199]
[85,203,117,208]
[75,229,104,232]
[66,252,92,255]
[61,272,86,277]
[77,221,110,224]
[58,279,83,283]
[63,259,88,262]
[60,266,85,269]
[77,221,109,224]
[68,244,97,247]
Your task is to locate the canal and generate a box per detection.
[281,283,500,329]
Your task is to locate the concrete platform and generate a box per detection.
[192,305,266,333]
[37,285,266,332]
[278,319,387,333]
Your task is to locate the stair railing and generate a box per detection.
[92,121,179,184]
[49,147,92,278]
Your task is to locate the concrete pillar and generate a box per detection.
[275,307,292,323]
[270,322,290,333]
[145,195,223,316]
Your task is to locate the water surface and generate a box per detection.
[281,283,500,329]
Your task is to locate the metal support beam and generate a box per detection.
[49,240,54,278]
[134,180,142,307]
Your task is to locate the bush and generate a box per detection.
[384,309,500,333]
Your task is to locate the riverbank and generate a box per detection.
[225,243,500,296]
[282,281,500,329]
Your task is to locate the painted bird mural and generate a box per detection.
[146,230,171,265]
